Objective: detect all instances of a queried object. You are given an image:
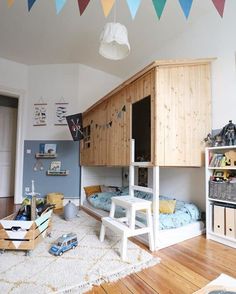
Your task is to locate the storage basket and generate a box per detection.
[209,180,236,202]
[46,192,64,210]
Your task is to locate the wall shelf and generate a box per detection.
[35,153,57,159]
[46,170,69,176]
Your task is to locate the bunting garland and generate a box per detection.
[152,0,167,19]
[126,0,142,19]
[178,0,193,19]
[28,0,37,11]
[78,0,90,16]
[7,0,226,20]
[7,0,14,8]
[55,0,67,14]
[100,0,115,18]
[212,0,225,17]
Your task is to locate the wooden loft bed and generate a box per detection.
[79,59,213,249]
[80,58,213,167]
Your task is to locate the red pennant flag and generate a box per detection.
[212,0,225,17]
[78,0,90,16]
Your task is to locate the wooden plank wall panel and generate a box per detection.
[155,64,211,167]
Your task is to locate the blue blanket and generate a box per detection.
[87,187,201,230]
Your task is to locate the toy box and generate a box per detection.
[0,209,52,253]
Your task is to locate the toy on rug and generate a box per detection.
[49,233,78,256]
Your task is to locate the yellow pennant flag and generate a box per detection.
[7,0,15,7]
[100,0,115,17]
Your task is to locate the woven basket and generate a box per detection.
[209,181,236,202]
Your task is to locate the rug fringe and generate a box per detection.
[59,257,160,294]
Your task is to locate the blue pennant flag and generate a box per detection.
[126,0,142,19]
[178,0,193,19]
[55,0,67,14]
[28,0,37,11]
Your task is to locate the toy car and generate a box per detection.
[49,233,78,256]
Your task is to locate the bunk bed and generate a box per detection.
[80,59,212,249]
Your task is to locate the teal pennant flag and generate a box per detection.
[152,0,167,19]
[28,0,37,11]
[126,0,142,19]
[178,0,193,19]
[55,0,67,14]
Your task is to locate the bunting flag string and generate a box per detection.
[101,0,115,18]
[152,0,167,19]
[7,0,14,8]
[78,0,90,16]
[212,0,225,18]
[7,0,226,20]
[178,0,193,19]
[55,0,67,14]
[28,0,37,11]
[126,0,142,19]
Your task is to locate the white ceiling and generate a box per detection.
[0,0,215,77]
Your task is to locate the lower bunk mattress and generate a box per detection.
[86,187,203,230]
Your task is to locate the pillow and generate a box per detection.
[100,185,119,193]
[159,199,176,214]
[84,185,101,197]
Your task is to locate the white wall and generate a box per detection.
[27,63,121,140]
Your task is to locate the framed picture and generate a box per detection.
[44,144,57,155]
[213,170,228,180]
[54,102,68,125]
[50,161,61,172]
[33,103,47,126]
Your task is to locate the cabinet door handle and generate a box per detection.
[217,225,220,228]
[229,228,232,231]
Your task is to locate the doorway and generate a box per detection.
[0,95,18,198]
[132,96,151,162]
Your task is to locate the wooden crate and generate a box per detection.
[0,209,52,251]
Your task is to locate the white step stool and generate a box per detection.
[100,195,154,261]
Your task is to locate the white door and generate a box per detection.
[0,106,17,197]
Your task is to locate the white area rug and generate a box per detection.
[194,273,236,293]
[0,211,159,293]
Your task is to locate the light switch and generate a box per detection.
[26,149,31,154]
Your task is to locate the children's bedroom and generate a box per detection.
[0,0,236,293]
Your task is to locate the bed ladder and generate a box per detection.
[129,140,159,250]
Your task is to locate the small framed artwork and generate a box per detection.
[54,102,68,125]
[213,170,228,180]
[50,161,61,172]
[44,144,57,155]
[33,103,47,126]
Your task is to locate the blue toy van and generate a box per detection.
[49,233,78,256]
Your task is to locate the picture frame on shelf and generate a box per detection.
[50,161,61,172]
[44,144,57,155]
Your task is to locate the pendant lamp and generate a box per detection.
[99,22,130,60]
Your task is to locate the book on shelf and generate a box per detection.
[209,154,224,167]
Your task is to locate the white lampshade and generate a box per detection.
[99,22,130,60]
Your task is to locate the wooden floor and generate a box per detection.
[1,199,236,294]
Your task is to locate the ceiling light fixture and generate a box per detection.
[99,2,130,60]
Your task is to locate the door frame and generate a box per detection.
[0,85,26,204]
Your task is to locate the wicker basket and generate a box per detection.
[209,181,236,202]
[46,192,64,210]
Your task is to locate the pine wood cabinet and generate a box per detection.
[80,59,212,167]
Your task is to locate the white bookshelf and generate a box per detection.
[205,146,236,248]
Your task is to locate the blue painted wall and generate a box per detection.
[23,140,80,198]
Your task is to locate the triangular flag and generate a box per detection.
[152,0,166,19]
[55,0,67,14]
[178,0,193,19]
[100,0,115,17]
[212,0,225,17]
[28,0,37,11]
[78,0,90,16]
[126,0,142,19]
[7,0,15,8]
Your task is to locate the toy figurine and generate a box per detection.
[218,120,236,146]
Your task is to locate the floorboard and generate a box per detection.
[3,198,236,293]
